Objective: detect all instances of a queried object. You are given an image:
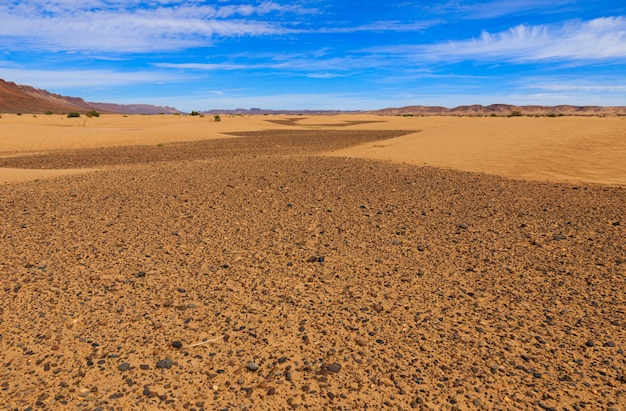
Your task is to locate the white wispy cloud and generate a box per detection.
[154,63,248,70]
[376,16,626,63]
[316,20,439,33]
[520,76,626,93]
[0,67,190,89]
[533,83,626,93]
[0,1,308,53]
[153,50,385,77]
[444,0,575,20]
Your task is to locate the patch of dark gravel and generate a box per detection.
[0,138,624,410]
[0,129,414,169]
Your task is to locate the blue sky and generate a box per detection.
[1,1,625,112]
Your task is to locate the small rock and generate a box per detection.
[137,271,146,278]
[171,340,183,349]
[118,362,130,371]
[603,341,616,347]
[372,304,384,313]
[156,358,173,369]
[585,340,595,348]
[326,363,342,373]
[458,224,468,229]
[247,362,259,371]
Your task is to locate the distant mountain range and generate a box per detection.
[2,78,626,116]
[371,104,626,116]
[0,79,180,114]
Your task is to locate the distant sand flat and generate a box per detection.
[332,116,626,186]
[1,114,625,185]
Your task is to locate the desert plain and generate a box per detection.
[0,113,624,411]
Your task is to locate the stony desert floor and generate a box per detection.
[0,114,624,411]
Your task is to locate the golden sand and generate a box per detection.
[2,113,624,185]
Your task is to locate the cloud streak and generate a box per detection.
[0,1,308,53]
[0,67,189,89]
[377,16,626,63]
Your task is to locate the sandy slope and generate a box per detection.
[332,116,626,186]
[2,114,625,185]
[0,114,624,411]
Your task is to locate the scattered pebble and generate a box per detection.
[156,359,173,369]
[171,340,183,349]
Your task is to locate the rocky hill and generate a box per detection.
[0,79,180,114]
[373,104,626,116]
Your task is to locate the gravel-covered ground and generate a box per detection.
[1,129,624,411]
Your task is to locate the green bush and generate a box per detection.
[86,110,100,118]
[190,110,201,116]
[45,110,54,115]
[214,115,221,122]
[67,112,81,118]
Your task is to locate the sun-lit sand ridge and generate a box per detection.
[0,113,624,410]
[1,113,625,185]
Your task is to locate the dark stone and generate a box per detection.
[326,363,342,373]
[118,362,130,371]
[247,362,259,371]
[156,358,173,369]
[171,340,183,349]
